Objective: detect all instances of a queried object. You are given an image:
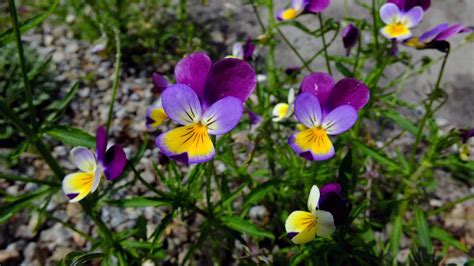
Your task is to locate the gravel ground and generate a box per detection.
[0,1,473,264]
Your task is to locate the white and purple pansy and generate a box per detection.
[276,0,330,21]
[156,52,256,164]
[62,126,127,202]
[379,3,424,41]
[404,23,472,51]
[288,72,370,161]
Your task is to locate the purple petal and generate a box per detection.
[402,6,423,28]
[380,3,401,24]
[434,24,464,41]
[202,96,244,135]
[461,128,474,143]
[66,193,79,200]
[388,0,430,11]
[96,126,107,163]
[319,191,351,225]
[300,72,335,109]
[287,232,298,239]
[304,0,330,14]
[204,58,256,107]
[320,183,341,195]
[103,144,127,181]
[294,93,322,128]
[322,105,357,135]
[419,23,449,42]
[161,84,202,125]
[342,24,359,54]
[152,72,170,93]
[243,37,256,61]
[247,110,262,125]
[174,52,212,100]
[327,78,370,112]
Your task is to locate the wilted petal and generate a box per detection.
[434,23,464,41]
[156,124,215,164]
[322,105,358,135]
[174,52,212,100]
[161,84,202,125]
[419,23,449,42]
[300,72,335,109]
[285,211,317,244]
[314,210,336,237]
[307,185,320,212]
[202,96,243,135]
[327,78,369,111]
[103,144,127,181]
[71,147,97,172]
[342,23,359,55]
[288,128,335,161]
[402,6,423,28]
[380,3,401,24]
[204,58,256,106]
[294,93,322,128]
[305,0,331,14]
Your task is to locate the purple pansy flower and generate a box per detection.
[380,3,424,41]
[152,72,171,93]
[288,72,370,161]
[147,73,173,128]
[319,183,352,225]
[342,23,360,56]
[62,126,127,202]
[387,0,430,12]
[277,0,330,21]
[404,23,472,52]
[156,52,256,164]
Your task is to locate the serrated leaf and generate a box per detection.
[45,126,95,148]
[107,197,172,208]
[220,215,274,239]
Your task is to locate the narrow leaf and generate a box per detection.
[221,215,274,239]
[45,126,95,148]
[107,197,172,208]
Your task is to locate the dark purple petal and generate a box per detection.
[304,0,331,13]
[103,144,127,181]
[243,37,256,61]
[327,78,370,111]
[174,52,212,100]
[152,72,170,93]
[300,72,335,109]
[319,192,351,225]
[66,193,79,200]
[247,110,262,125]
[434,24,464,41]
[419,23,449,42]
[285,66,301,76]
[287,232,298,239]
[342,23,359,55]
[320,183,342,195]
[461,128,474,143]
[388,0,430,11]
[96,126,107,163]
[204,58,256,107]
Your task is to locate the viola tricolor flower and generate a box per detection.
[404,23,472,52]
[388,0,430,12]
[62,126,126,202]
[379,3,423,41]
[231,37,256,61]
[156,52,256,164]
[342,23,359,56]
[272,88,295,122]
[289,72,369,161]
[318,183,351,225]
[285,185,336,244]
[146,99,167,129]
[277,0,330,21]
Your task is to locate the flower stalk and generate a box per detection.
[318,13,332,75]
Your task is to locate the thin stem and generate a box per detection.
[276,28,313,72]
[8,0,37,130]
[409,49,450,166]
[318,13,332,75]
[372,0,379,50]
[250,0,266,32]
[105,29,122,135]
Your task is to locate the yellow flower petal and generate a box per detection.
[285,211,317,244]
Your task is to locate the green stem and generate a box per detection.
[372,0,379,50]
[318,13,332,75]
[352,31,362,77]
[276,28,313,72]
[105,29,122,135]
[8,0,37,130]
[409,49,450,167]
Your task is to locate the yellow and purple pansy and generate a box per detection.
[276,0,330,21]
[285,185,336,244]
[288,72,369,161]
[379,3,424,41]
[62,126,127,202]
[146,73,172,129]
[404,23,472,51]
[156,52,256,164]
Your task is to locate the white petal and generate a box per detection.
[307,185,320,212]
[71,147,97,172]
[315,210,336,237]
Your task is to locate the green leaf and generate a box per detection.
[389,216,403,259]
[45,82,79,123]
[45,126,95,148]
[62,251,104,266]
[106,197,172,208]
[242,180,280,210]
[338,149,352,198]
[0,186,50,224]
[347,199,368,225]
[335,61,354,77]
[414,208,433,253]
[0,0,59,46]
[220,215,274,239]
[384,110,418,135]
[353,141,401,171]
[430,226,467,252]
